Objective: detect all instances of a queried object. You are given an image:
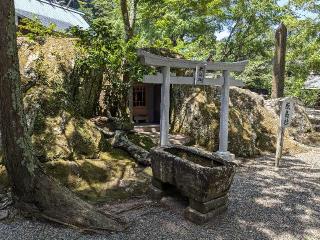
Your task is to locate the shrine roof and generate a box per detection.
[305,73,320,89]
[15,0,90,31]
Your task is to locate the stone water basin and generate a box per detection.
[149,145,236,224]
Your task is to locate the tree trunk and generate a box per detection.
[0,0,124,232]
[271,23,287,98]
[120,0,138,42]
[120,0,138,119]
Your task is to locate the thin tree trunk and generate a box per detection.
[120,0,138,118]
[272,23,287,98]
[0,0,124,232]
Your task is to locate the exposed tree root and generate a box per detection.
[112,131,151,166]
[20,169,127,233]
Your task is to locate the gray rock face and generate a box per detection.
[265,98,314,138]
[149,145,236,224]
[0,210,8,221]
[170,86,279,157]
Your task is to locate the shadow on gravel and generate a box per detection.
[203,155,320,240]
[0,154,319,240]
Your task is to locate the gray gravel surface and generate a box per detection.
[0,151,319,240]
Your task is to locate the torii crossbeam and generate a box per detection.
[137,50,248,159]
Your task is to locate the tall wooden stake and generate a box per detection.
[272,23,287,99]
[275,126,285,167]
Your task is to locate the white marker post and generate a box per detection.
[275,97,295,167]
[218,70,231,155]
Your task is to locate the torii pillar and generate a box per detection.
[216,70,234,161]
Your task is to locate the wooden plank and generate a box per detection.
[143,73,163,84]
[275,126,285,167]
[128,87,133,122]
[143,75,223,85]
[142,74,245,87]
[171,76,223,86]
[160,66,170,146]
[138,50,249,72]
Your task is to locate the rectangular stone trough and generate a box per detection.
[149,145,237,224]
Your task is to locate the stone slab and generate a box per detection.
[189,194,228,214]
[184,205,227,225]
[148,185,164,200]
[215,151,235,162]
[0,210,8,221]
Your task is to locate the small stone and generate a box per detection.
[0,210,8,221]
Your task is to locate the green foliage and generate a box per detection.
[239,59,272,92]
[282,7,320,106]
[74,0,320,108]
[215,1,284,61]
[17,17,64,41]
[138,0,224,59]
[70,19,148,117]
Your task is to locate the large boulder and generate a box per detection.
[265,98,314,138]
[16,37,106,161]
[171,86,300,157]
[32,111,103,161]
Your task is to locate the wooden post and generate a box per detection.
[272,23,287,99]
[218,70,231,153]
[275,126,285,167]
[275,98,294,167]
[160,66,170,146]
[128,86,133,122]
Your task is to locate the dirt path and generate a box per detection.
[0,151,319,240]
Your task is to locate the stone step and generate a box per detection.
[308,116,320,125]
[305,108,320,127]
[306,108,320,116]
[134,124,160,133]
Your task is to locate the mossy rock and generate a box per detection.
[32,111,102,161]
[0,165,9,188]
[44,149,151,202]
[0,149,152,202]
[127,133,156,151]
[170,86,292,157]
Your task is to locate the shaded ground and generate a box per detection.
[0,148,152,203]
[0,150,319,240]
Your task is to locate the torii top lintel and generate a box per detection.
[138,50,249,72]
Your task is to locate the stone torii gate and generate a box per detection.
[137,50,248,159]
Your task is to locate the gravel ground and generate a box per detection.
[0,151,319,240]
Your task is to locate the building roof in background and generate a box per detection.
[15,0,90,31]
[304,73,320,89]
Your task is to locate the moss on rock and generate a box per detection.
[127,133,156,151]
[0,148,151,202]
[171,86,300,157]
[32,111,102,161]
[44,149,151,202]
